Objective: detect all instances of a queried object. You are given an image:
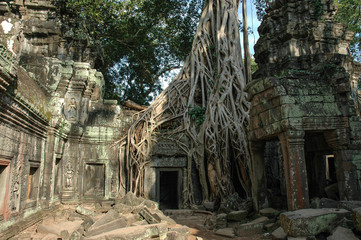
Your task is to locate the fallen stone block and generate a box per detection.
[353,207,361,232]
[319,198,339,209]
[37,220,83,238]
[113,203,134,214]
[84,223,168,240]
[271,227,287,240]
[168,224,189,236]
[85,218,127,237]
[264,222,279,233]
[339,201,361,211]
[280,208,350,237]
[139,207,162,224]
[233,220,264,237]
[87,209,118,231]
[60,230,70,240]
[327,226,359,240]
[216,213,227,229]
[227,210,248,222]
[69,217,94,240]
[215,228,235,238]
[122,213,139,225]
[68,212,83,221]
[131,219,148,226]
[260,208,280,218]
[115,191,144,207]
[166,231,188,240]
[251,216,269,224]
[76,206,95,217]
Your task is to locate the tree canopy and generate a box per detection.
[65,0,205,105]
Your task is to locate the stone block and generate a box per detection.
[88,209,118,231]
[260,208,280,218]
[353,207,361,232]
[131,220,148,226]
[215,228,235,238]
[168,224,189,236]
[233,216,268,237]
[280,209,350,237]
[234,221,264,237]
[83,223,168,240]
[264,222,279,233]
[76,206,95,217]
[85,218,127,237]
[327,226,358,240]
[338,201,361,211]
[227,210,248,222]
[113,203,134,214]
[319,198,338,209]
[166,231,188,240]
[68,212,83,221]
[216,213,227,229]
[271,227,287,240]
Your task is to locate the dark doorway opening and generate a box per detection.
[305,132,336,200]
[159,171,178,210]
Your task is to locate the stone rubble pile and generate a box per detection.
[11,192,189,240]
[271,199,361,240]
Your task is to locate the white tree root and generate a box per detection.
[126,0,251,206]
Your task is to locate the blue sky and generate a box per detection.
[239,0,261,55]
[160,1,261,90]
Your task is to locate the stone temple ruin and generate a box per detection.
[247,0,361,211]
[0,0,361,239]
[0,1,137,237]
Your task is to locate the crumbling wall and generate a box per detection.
[0,0,136,237]
[246,0,361,211]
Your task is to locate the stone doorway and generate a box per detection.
[27,161,40,203]
[158,169,180,210]
[304,132,336,200]
[84,163,105,198]
[0,160,10,215]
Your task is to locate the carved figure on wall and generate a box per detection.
[65,162,74,188]
[67,98,77,120]
[12,180,20,211]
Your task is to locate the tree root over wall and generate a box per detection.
[126,0,251,207]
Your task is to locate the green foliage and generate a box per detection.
[334,0,361,62]
[65,0,204,105]
[188,105,206,126]
[310,0,323,18]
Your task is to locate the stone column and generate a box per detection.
[278,130,309,210]
[325,129,361,201]
[249,141,267,211]
[333,150,361,200]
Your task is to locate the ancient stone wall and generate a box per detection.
[247,0,361,211]
[0,1,137,237]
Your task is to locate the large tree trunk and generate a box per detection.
[126,0,251,206]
